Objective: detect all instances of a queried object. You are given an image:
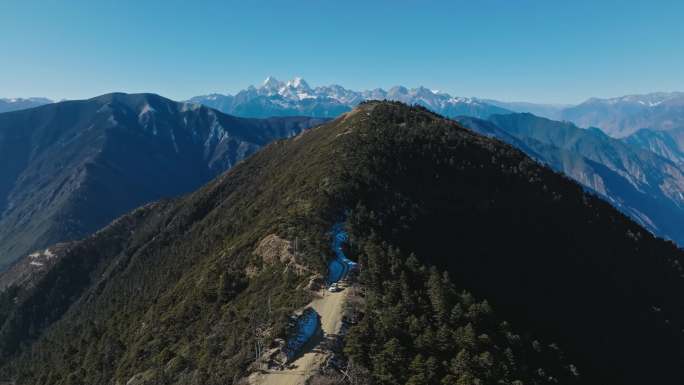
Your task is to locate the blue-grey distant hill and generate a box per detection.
[0,97,52,113]
[560,92,684,137]
[191,79,684,246]
[458,113,684,245]
[0,93,324,269]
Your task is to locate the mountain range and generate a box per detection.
[188,76,512,120]
[6,81,683,141]
[624,125,684,165]
[3,86,684,258]
[560,92,684,137]
[189,78,684,140]
[0,97,52,113]
[188,79,684,246]
[457,113,684,245]
[1,102,683,385]
[0,93,324,271]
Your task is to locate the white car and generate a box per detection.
[328,283,341,292]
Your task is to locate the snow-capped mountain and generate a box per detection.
[561,92,684,137]
[190,80,684,139]
[0,97,52,113]
[188,77,511,119]
[586,92,684,107]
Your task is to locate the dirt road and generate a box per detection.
[249,288,349,385]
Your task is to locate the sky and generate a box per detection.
[1,0,683,104]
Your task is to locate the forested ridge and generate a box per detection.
[1,102,683,385]
[337,102,684,385]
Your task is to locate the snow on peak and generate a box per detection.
[257,76,317,100]
[0,97,53,104]
[263,76,279,86]
[193,76,495,113]
[286,76,310,90]
[262,76,284,91]
[586,92,684,107]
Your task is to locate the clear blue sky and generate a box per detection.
[1,0,682,104]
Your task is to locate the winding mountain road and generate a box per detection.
[249,224,355,385]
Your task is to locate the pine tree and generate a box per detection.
[373,338,408,385]
[406,354,428,385]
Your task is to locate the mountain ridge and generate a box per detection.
[190,78,684,140]
[458,113,684,244]
[0,97,53,113]
[561,91,684,137]
[0,102,683,384]
[188,76,512,119]
[0,92,325,270]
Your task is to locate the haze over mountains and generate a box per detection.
[0,93,323,270]
[0,97,52,113]
[560,92,684,137]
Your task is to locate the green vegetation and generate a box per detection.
[1,101,683,385]
[0,110,350,384]
[343,238,579,385]
[0,93,324,270]
[335,102,684,385]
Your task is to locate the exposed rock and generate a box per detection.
[0,243,70,292]
[255,234,295,265]
[251,234,311,277]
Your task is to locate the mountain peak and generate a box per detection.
[0,93,324,270]
[286,76,310,90]
[190,78,512,119]
[262,76,284,90]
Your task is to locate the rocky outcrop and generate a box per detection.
[251,234,311,277]
[0,244,69,292]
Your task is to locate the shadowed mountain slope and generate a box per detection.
[458,113,684,245]
[0,102,682,385]
[0,93,324,270]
